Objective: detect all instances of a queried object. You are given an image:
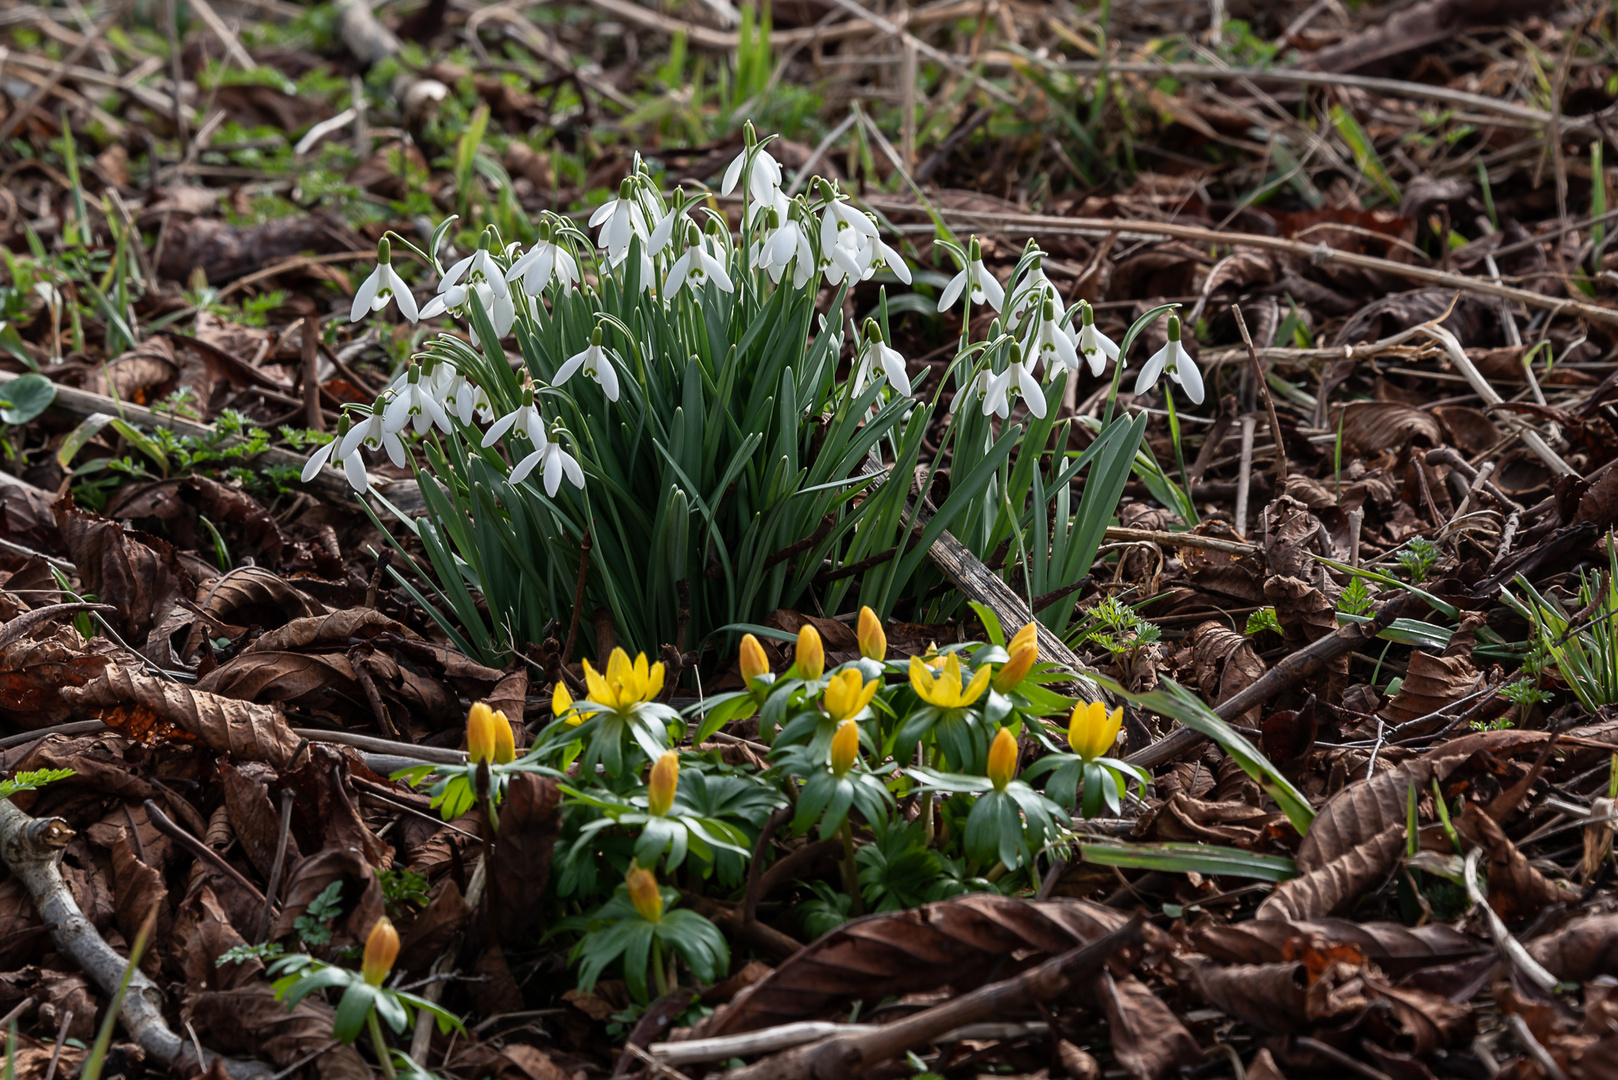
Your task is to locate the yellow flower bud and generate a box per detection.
[857,606,886,661]
[993,644,1037,693]
[647,751,679,817]
[467,702,498,765]
[987,727,1019,791]
[489,708,516,764]
[626,862,663,923]
[823,668,879,722]
[794,623,824,681]
[362,916,399,986]
[739,633,769,685]
[830,720,859,775]
[554,681,582,726]
[1008,621,1038,658]
[1068,700,1123,761]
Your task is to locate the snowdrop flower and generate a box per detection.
[852,320,912,396]
[350,237,419,323]
[555,326,622,401]
[754,206,814,288]
[722,125,784,206]
[647,200,684,259]
[1029,297,1079,378]
[950,369,992,415]
[590,178,650,263]
[665,223,735,297]
[509,424,586,496]
[984,345,1045,420]
[865,233,912,285]
[420,238,516,337]
[1074,301,1120,377]
[1005,254,1061,330]
[937,237,1003,314]
[383,363,451,435]
[506,223,580,296]
[433,364,482,425]
[1135,314,1203,404]
[338,401,407,470]
[819,187,880,285]
[301,414,370,492]
[483,388,546,448]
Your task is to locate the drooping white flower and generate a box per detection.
[819,194,879,286]
[1005,255,1061,330]
[664,225,735,297]
[864,234,912,285]
[983,346,1045,420]
[433,365,482,425]
[937,237,1004,313]
[722,127,784,206]
[1074,301,1120,377]
[754,204,815,288]
[554,328,622,402]
[383,363,451,435]
[509,425,586,496]
[589,178,650,263]
[482,390,547,448]
[506,225,580,296]
[301,413,370,492]
[950,369,992,415]
[350,237,419,323]
[420,241,516,337]
[647,203,684,258]
[852,320,912,397]
[338,401,407,470]
[1135,314,1204,404]
[1029,298,1079,378]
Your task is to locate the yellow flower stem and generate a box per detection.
[368,1008,397,1080]
[839,818,865,917]
[984,860,1009,884]
[920,745,937,846]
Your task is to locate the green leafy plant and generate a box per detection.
[292,880,345,948]
[562,863,730,1002]
[1395,537,1443,583]
[1025,700,1149,817]
[1245,606,1282,637]
[909,727,1069,873]
[1506,541,1618,712]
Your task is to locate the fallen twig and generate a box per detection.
[716,916,1143,1080]
[0,797,269,1078]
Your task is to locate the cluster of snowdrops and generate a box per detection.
[397,611,1144,1003]
[305,125,1206,499]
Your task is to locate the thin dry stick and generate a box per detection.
[1230,304,1287,483]
[1421,324,1578,477]
[300,316,324,432]
[143,800,267,907]
[820,0,1016,104]
[255,788,296,944]
[0,0,134,143]
[861,199,1618,328]
[186,0,258,70]
[1234,415,1256,539]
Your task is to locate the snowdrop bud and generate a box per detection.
[377,235,391,265]
[766,207,781,230]
[406,362,421,386]
[362,916,399,986]
[1008,342,1024,366]
[537,220,553,243]
[647,752,679,817]
[618,177,635,201]
[857,606,886,661]
[830,720,859,776]
[626,863,663,923]
[987,727,1018,791]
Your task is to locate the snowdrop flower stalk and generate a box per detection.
[350,236,419,324]
[937,236,1003,315]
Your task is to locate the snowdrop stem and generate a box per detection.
[1164,390,1198,525]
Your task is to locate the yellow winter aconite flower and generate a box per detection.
[490,708,516,764]
[467,702,500,765]
[794,624,825,680]
[1068,700,1124,761]
[362,916,399,986]
[857,606,886,661]
[987,727,1019,791]
[823,669,879,722]
[553,681,582,726]
[626,862,663,923]
[993,640,1037,692]
[647,751,679,817]
[909,653,990,708]
[830,720,860,776]
[1008,621,1038,656]
[739,633,769,684]
[583,648,666,710]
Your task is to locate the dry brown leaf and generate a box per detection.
[107,476,285,567]
[1258,822,1406,922]
[1382,651,1484,733]
[1151,793,1285,847]
[185,985,371,1080]
[1187,959,1310,1033]
[489,773,562,945]
[697,894,1132,1037]
[54,495,195,646]
[1097,969,1201,1080]
[218,760,300,882]
[1455,804,1571,920]
[1337,401,1444,459]
[62,665,300,767]
[0,625,119,729]
[270,848,385,949]
[110,837,168,973]
[1186,621,1266,728]
[1529,911,1618,983]
[1191,918,1483,975]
